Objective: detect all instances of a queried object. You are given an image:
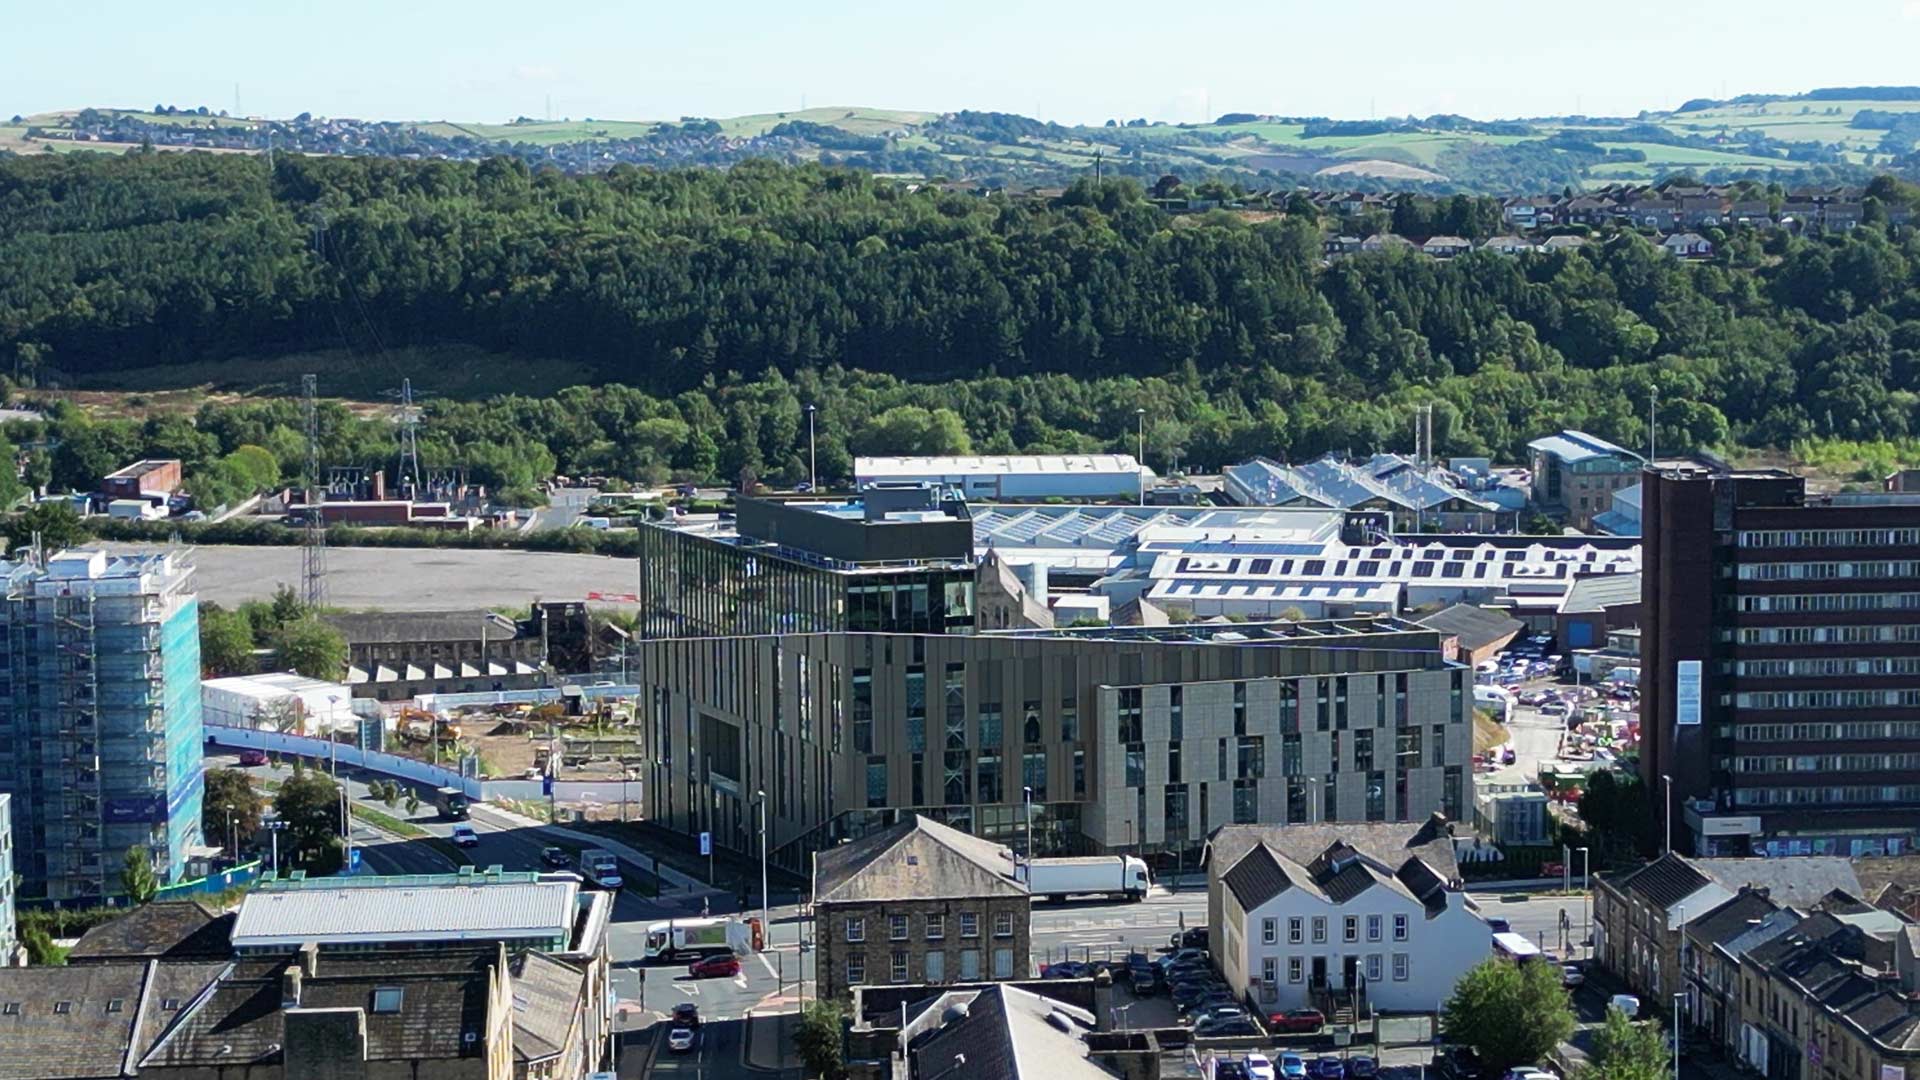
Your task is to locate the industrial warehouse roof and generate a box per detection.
[1527,430,1640,464]
[323,609,526,645]
[1417,603,1523,652]
[1559,572,1643,614]
[815,814,1026,904]
[857,454,1143,477]
[232,876,578,949]
[1223,455,1500,514]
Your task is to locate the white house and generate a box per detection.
[1212,825,1490,1013]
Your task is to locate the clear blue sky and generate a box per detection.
[6,0,1920,125]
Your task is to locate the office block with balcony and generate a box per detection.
[636,485,981,638]
[0,549,204,902]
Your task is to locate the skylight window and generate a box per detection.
[371,988,404,1014]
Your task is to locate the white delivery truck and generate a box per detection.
[577,848,623,890]
[1021,855,1151,902]
[1473,684,1515,721]
[642,917,754,960]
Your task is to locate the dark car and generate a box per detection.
[236,749,269,767]
[540,846,570,869]
[1214,1063,1253,1080]
[1131,968,1162,995]
[1172,982,1222,1010]
[688,954,741,979]
[1486,917,1511,935]
[1348,1058,1378,1079]
[1195,1017,1261,1038]
[671,1002,701,1028]
[1268,1008,1327,1033]
[1182,991,1239,1017]
[1315,1057,1347,1080]
[1190,1003,1248,1027]
[1043,961,1092,979]
[1159,947,1208,970]
[1176,927,1210,951]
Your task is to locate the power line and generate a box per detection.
[384,377,426,498]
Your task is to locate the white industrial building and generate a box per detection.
[201,671,359,734]
[856,454,1152,502]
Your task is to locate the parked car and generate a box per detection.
[1042,961,1092,979]
[667,1026,699,1054]
[1503,1069,1557,1080]
[1160,947,1209,969]
[1348,1057,1377,1079]
[1279,1054,1309,1079]
[1268,1008,1326,1034]
[1173,982,1226,1011]
[1246,1054,1278,1080]
[1562,964,1586,987]
[1184,991,1240,1017]
[1131,968,1162,995]
[672,1002,701,1028]
[1435,1047,1483,1080]
[688,954,741,979]
[236,749,268,767]
[1213,1063,1252,1080]
[1195,1018,1260,1038]
[540,846,570,869]
[1485,918,1511,934]
[1190,1003,1248,1027]
[1314,1057,1347,1080]
[451,823,479,848]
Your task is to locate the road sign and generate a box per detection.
[542,774,554,796]
[348,848,362,872]
[699,832,712,856]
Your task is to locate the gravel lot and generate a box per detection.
[101,542,640,612]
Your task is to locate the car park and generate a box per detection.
[688,954,741,978]
[667,1026,699,1053]
[1314,1057,1347,1080]
[1268,1008,1326,1033]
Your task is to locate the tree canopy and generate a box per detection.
[1442,957,1578,1072]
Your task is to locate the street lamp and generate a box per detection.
[755,789,769,956]
[1135,408,1146,506]
[1022,786,1034,879]
[225,805,236,860]
[1661,773,1674,854]
[1672,992,1685,1080]
[1577,846,1591,959]
[338,787,353,872]
[806,404,818,492]
[265,820,287,877]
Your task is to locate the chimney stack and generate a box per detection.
[298,942,319,978]
[281,967,302,1009]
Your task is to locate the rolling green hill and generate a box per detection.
[8,88,1917,192]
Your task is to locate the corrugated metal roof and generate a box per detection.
[1526,430,1638,464]
[857,454,1142,477]
[232,880,576,947]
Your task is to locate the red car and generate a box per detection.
[237,749,268,767]
[1269,1008,1327,1033]
[688,954,742,978]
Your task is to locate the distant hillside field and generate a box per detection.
[8,88,1918,192]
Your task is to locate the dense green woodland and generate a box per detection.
[3,152,1920,494]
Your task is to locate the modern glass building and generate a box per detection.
[637,486,980,638]
[0,549,204,902]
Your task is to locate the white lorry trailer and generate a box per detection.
[1021,855,1151,902]
[577,848,623,890]
[642,917,753,960]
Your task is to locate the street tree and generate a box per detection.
[273,617,348,681]
[1584,1004,1671,1080]
[203,768,266,850]
[1442,957,1576,1073]
[121,845,158,904]
[275,769,345,875]
[794,999,848,1080]
[199,604,257,676]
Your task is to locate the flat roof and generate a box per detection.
[857,454,1143,476]
[104,459,180,479]
[1527,430,1639,464]
[232,875,577,948]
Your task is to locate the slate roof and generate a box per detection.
[0,963,183,1080]
[1559,572,1642,614]
[1691,857,1862,910]
[1222,843,1308,909]
[905,984,1116,1080]
[1206,814,1458,883]
[67,900,236,964]
[1683,889,1784,950]
[1611,852,1712,908]
[322,610,527,645]
[142,951,495,1068]
[1218,829,1452,915]
[1418,603,1523,652]
[508,952,586,1063]
[815,814,1025,905]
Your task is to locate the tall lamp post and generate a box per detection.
[1661,773,1674,854]
[1135,407,1147,506]
[756,788,770,957]
[1577,846,1591,959]
[806,404,818,491]
[265,820,287,877]
[1022,786,1034,879]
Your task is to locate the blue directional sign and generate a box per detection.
[542,774,554,796]
[348,848,362,872]
[699,832,712,856]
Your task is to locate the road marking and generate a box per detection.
[757,952,779,981]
